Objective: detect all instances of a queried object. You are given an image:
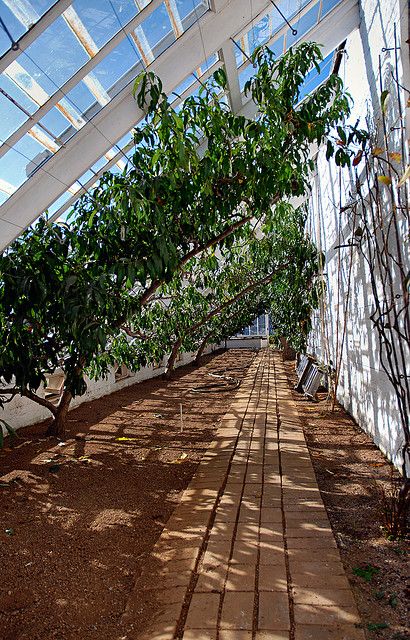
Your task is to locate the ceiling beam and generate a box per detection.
[220,41,243,112]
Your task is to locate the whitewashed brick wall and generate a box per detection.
[0,346,217,433]
[307,0,409,471]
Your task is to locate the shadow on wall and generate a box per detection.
[306,0,409,472]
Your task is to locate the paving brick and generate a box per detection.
[291,573,351,589]
[286,525,333,539]
[201,550,230,572]
[219,631,253,640]
[259,545,286,566]
[196,563,228,593]
[231,540,259,564]
[288,561,345,576]
[258,563,288,592]
[261,507,283,523]
[293,587,356,607]
[255,632,289,639]
[226,564,256,591]
[288,548,340,564]
[294,604,361,625]
[258,591,290,630]
[259,526,284,541]
[220,591,255,630]
[183,631,216,640]
[208,522,235,541]
[238,508,260,524]
[294,624,365,639]
[235,522,260,541]
[185,593,220,629]
[286,535,337,549]
[206,538,232,557]
[285,509,327,521]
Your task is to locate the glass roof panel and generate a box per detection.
[171,51,219,102]
[0,72,37,113]
[90,36,140,94]
[298,50,335,102]
[22,16,90,88]
[286,3,320,48]
[0,84,27,138]
[0,130,54,195]
[0,0,58,56]
[38,105,77,141]
[0,0,346,233]
[234,0,312,67]
[237,0,343,96]
[320,0,343,19]
[140,2,174,53]
[0,0,211,208]
[68,0,134,51]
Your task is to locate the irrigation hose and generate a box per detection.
[189,371,240,393]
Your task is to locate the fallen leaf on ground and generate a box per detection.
[171,452,188,464]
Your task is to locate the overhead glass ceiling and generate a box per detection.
[0,0,209,205]
[0,0,350,237]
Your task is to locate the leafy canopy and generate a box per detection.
[0,42,350,434]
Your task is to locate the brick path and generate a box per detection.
[125,350,364,640]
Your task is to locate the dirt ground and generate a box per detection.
[0,349,255,640]
[283,360,409,640]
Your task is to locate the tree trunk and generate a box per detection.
[163,338,182,380]
[195,334,212,365]
[46,389,73,438]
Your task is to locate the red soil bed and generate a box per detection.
[0,349,255,640]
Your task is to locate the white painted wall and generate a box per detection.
[225,336,269,349]
[307,0,409,472]
[0,346,217,434]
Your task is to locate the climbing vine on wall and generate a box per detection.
[324,42,409,528]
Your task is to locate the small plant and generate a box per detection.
[367,622,390,632]
[392,546,407,556]
[373,590,385,600]
[353,564,380,582]
[388,593,398,609]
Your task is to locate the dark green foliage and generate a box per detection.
[0,42,351,437]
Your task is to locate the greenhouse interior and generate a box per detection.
[0,0,409,638]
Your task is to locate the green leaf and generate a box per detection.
[367,622,389,632]
[380,89,389,114]
[353,564,379,582]
[213,67,227,89]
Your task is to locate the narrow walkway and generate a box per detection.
[126,350,364,640]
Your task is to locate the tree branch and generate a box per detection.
[1,387,58,416]
[120,325,150,340]
[140,214,254,305]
